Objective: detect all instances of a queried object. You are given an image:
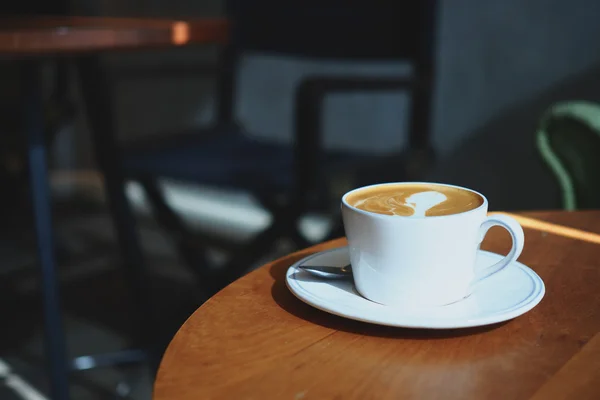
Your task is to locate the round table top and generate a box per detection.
[154,210,600,400]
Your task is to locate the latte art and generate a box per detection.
[354,190,448,217]
[346,184,483,217]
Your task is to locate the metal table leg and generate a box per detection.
[23,60,71,400]
[75,56,158,371]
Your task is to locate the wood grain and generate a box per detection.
[154,211,600,400]
[529,333,600,400]
[0,16,228,54]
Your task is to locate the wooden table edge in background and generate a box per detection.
[0,15,230,400]
[0,16,229,54]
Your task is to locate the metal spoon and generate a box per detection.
[297,264,352,279]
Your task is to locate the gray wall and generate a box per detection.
[429,0,600,210]
[434,0,600,154]
[71,0,600,210]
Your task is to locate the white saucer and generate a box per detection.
[286,247,545,329]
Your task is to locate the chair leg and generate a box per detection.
[138,177,212,284]
[71,349,146,371]
[23,60,71,400]
[75,56,158,370]
[216,222,283,287]
[256,195,313,249]
[216,202,304,287]
[137,181,279,294]
[138,182,304,292]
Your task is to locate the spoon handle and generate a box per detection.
[298,264,352,276]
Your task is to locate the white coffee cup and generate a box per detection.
[341,182,524,307]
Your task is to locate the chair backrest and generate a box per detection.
[537,101,600,210]
[216,1,439,124]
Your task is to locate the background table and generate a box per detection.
[1,16,227,400]
[155,210,600,399]
[0,17,227,53]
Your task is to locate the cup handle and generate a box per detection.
[472,213,525,285]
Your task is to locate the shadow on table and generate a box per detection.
[268,249,510,339]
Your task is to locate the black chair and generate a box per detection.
[120,1,440,293]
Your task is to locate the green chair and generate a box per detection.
[537,101,600,210]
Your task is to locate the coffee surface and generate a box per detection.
[346,184,483,217]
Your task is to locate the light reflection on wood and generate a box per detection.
[490,212,600,245]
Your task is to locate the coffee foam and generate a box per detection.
[346,184,483,217]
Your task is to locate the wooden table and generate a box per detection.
[1,16,227,400]
[0,16,227,53]
[155,210,600,399]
